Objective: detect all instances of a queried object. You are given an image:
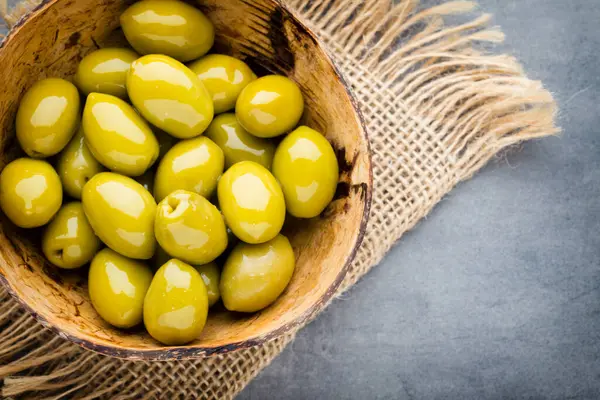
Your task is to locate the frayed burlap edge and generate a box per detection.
[0,0,558,398]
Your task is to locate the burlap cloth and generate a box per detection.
[0,0,558,398]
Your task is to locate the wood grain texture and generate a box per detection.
[0,0,371,359]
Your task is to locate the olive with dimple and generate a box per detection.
[82,172,157,259]
[272,126,339,218]
[74,48,139,98]
[83,92,159,177]
[56,128,105,199]
[16,78,80,158]
[42,202,100,269]
[153,136,223,202]
[189,54,255,114]
[205,113,275,169]
[121,0,214,62]
[155,190,227,265]
[194,262,220,307]
[144,259,209,345]
[220,234,295,312]
[0,158,62,228]
[236,75,304,138]
[127,54,214,139]
[89,248,153,328]
[217,161,285,244]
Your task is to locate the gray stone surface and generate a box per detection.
[239,1,600,399]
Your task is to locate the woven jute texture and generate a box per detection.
[0,0,558,398]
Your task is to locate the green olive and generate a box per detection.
[16,78,80,158]
[194,262,220,307]
[153,136,223,202]
[82,172,157,259]
[217,161,285,244]
[82,92,159,177]
[89,248,153,328]
[135,169,154,194]
[220,234,295,312]
[205,113,275,169]
[155,190,228,265]
[0,158,62,228]
[235,75,304,138]
[272,126,339,218]
[188,54,255,114]
[42,202,100,269]
[56,128,105,199]
[127,54,214,139]
[120,0,214,62]
[144,259,208,345]
[74,48,139,98]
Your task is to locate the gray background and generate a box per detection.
[239,1,600,399]
[1,1,598,399]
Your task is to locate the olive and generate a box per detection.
[272,126,339,218]
[188,54,255,114]
[56,128,105,199]
[127,54,214,139]
[153,136,223,202]
[194,262,220,307]
[74,48,139,99]
[0,158,62,228]
[82,172,157,259]
[205,113,275,169]
[120,0,214,62]
[89,248,153,328]
[82,92,159,177]
[217,161,285,244]
[235,75,304,138]
[220,234,295,312]
[144,259,209,345]
[16,78,80,158]
[155,190,228,265]
[42,202,100,269]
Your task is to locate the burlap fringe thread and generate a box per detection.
[0,0,557,398]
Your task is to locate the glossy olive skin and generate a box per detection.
[83,93,159,177]
[144,259,209,345]
[217,161,285,244]
[189,54,255,114]
[273,126,339,218]
[154,136,223,202]
[74,48,139,98]
[89,248,153,328]
[205,113,275,169]
[127,54,214,139]
[82,172,157,259]
[16,78,80,158]
[220,234,295,312]
[0,158,62,228]
[236,75,304,138]
[56,128,105,199]
[155,190,228,265]
[194,262,220,307]
[42,202,100,269]
[120,0,214,62]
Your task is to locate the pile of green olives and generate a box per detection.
[0,0,339,346]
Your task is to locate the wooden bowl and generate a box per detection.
[0,0,371,359]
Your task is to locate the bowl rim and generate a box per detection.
[0,0,373,360]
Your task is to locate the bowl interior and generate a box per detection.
[0,0,371,359]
